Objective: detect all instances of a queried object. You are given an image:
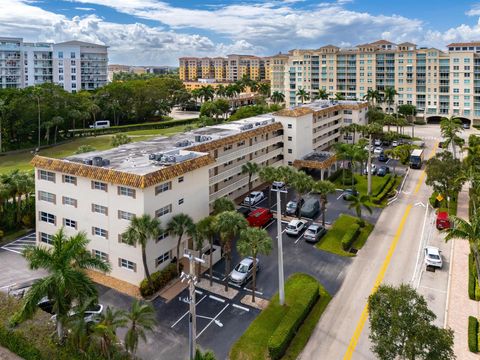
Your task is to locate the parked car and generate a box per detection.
[303,224,327,243]
[237,207,251,218]
[229,257,259,285]
[52,303,104,324]
[244,191,265,206]
[382,140,391,147]
[38,297,55,314]
[271,181,286,190]
[363,164,377,175]
[374,139,382,146]
[247,208,273,227]
[392,140,399,147]
[285,219,308,236]
[378,153,389,162]
[300,198,320,218]
[373,147,383,156]
[343,188,359,200]
[436,211,451,230]
[364,144,374,152]
[463,123,471,129]
[377,166,390,177]
[286,199,305,216]
[424,246,443,269]
[89,120,110,129]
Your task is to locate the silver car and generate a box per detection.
[229,257,260,286]
[303,224,327,243]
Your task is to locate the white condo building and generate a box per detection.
[32,100,368,288]
[0,37,108,92]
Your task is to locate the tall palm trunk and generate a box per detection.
[367,135,372,195]
[16,193,22,223]
[472,244,480,286]
[321,197,327,226]
[142,247,153,289]
[209,237,214,286]
[248,175,253,210]
[251,257,257,302]
[224,240,232,292]
[176,234,183,274]
[56,318,65,341]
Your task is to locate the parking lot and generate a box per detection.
[1,232,36,255]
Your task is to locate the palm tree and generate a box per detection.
[259,166,277,209]
[315,89,329,100]
[199,86,215,102]
[31,86,43,148]
[313,181,336,226]
[445,214,480,283]
[440,116,463,159]
[225,84,240,99]
[242,162,260,209]
[258,82,271,97]
[87,102,101,127]
[89,306,127,358]
[13,229,111,339]
[124,300,156,357]
[363,89,381,107]
[348,194,372,220]
[215,211,248,291]
[167,213,194,274]
[383,87,397,113]
[271,91,285,104]
[7,169,34,223]
[296,88,310,104]
[212,196,235,215]
[189,224,205,280]
[123,214,161,291]
[196,216,217,286]
[66,296,98,354]
[0,98,6,153]
[51,115,64,144]
[215,84,227,98]
[334,92,345,100]
[236,227,272,302]
[384,148,401,175]
[289,171,314,218]
[383,114,395,132]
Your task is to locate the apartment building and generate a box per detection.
[0,37,108,92]
[179,55,269,82]
[32,100,366,287]
[271,40,480,124]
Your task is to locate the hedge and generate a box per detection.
[140,262,183,297]
[341,223,361,251]
[373,175,397,204]
[372,174,392,197]
[0,326,45,360]
[469,253,480,301]
[267,281,319,360]
[69,117,198,137]
[469,316,479,352]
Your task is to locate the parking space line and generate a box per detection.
[418,285,447,294]
[195,290,203,295]
[196,304,230,339]
[171,295,207,328]
[265,220,276,230]
[244,288,263,295]
[209,295,226,303]
[0,248,22,254]
[232,304,250,312]
[228,282,241,288]
[203,273,221,281]
[294,234,303,244]
[337,192,345,200]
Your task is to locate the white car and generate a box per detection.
[392,140,399,147]
[424,246,443,268]
[373,147,383,155]
[374,139,382,146]
[51,303,104,324]
[244,191,265,206]
[364,144,374,152]
[271,181,285,190]
[363,164,377,175]
[285,219,307,236]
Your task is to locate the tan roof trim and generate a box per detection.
[274,102,368,118]
[274,107,315,117]
[31,154,215,189]
[293,155,337,170]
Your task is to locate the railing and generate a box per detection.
[215,135,283,164]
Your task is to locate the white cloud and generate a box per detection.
[466,4,480,16]
[75,7,95,11]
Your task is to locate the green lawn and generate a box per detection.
[335,173,389,196]
[0,124,195,174]
[316,214,374,257]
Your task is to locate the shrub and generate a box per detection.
[0,326,44,360]
[413,120,427,125]
[373,177,397,204]
[373,174,392,197]
[139,262,183,297]
[111,133,132,147]
[75,144,96,154]
[341,223,360,251]
[469,316,479,352]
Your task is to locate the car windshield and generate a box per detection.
[287,202,296,209]
[307,227,318,234]
[235,264,249,273]
[428,254,440,260]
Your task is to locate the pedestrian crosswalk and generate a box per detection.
[1,233,36,254]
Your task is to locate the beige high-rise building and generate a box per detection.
[270,39,480,124]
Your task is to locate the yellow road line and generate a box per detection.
[414,142,438,195]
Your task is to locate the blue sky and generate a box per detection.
[2,0,480,65]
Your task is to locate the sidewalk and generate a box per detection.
[446,185,480,359]
[0,346,22,360]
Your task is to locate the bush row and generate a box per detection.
[373,174,393,197]
[140,262,183,297]
[69,117,198,137]
[469,316,479,352]
[267,281,320,360]
[373,176,397,204]
[341,223,361,251]
[469,253,480,301]
[0,326,45,360]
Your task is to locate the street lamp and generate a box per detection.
[270,181,287,306]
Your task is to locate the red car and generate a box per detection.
[247,208,273,227]
[436,211,451,230]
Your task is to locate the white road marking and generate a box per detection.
[232,304,250,312]
[244,288,263,295]
[0,283,17,290]
[386,159,391,164]
[196,304,230,339]
[415,202,426,207]
[195,290,203,295]
[171,295,207,328]
[228,282,241,288]
[419,285,447,294]
[337,193,345,200]
[209,295,226,303]
[294,234,303,244]
[265,220,276,230]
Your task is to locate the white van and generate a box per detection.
[89,120,110,129]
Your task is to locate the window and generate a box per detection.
[287,136,292,141]
[92,250,108,262]
[287,149,292,154]
[38,191,56,204]
[119,258,136,271]
[92,204,108,215]
[156,231,168,243]
[63,218,77,229]
[71,60,76,66]
[40,211,55,224]
[287,124,292,129]
[62,196,77,207]
[155,204,172,218]
[155,182,171,195]
[178,176,184,183]
[39,170,55,182]
[155,251,170,267]
[62,175,77,185]
[178,198,184,205]
[118,210,134,221]
[70,52,76,59]
[58,51,63,59]
[92,181,107,191]
[118,186,136,198]
[92,227,108,238]
[40,232,53,245]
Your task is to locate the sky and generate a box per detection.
[3,0,480,66]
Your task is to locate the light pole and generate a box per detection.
[271,182,287,306]
[181,251,205,360]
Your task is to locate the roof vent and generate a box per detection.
[149,153,163,161]
[194,135,212,143]
[175,140,192,147]
[83,159,93,165]
[240,124,254,131]
[92,156,103,167]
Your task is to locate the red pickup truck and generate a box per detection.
[247,208,273,227]
[436,211,451,230]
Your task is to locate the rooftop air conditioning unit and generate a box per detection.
[92,157,103,167]
[83,159,93,165]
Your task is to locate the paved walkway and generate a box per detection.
[446,185,480,359]
[0,346,22,360]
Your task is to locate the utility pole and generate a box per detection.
[367,133,372,195]
[271,183,287,305]
[181,252,205,360]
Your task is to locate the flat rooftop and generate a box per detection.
[274,99,367,117]
[64,114,277,175]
